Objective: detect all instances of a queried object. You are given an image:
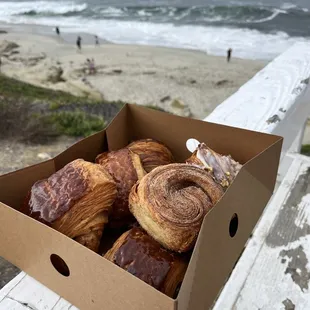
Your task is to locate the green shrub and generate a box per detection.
[49,102,61,110]
[0,74,86,104]
[0,99,59,143]
[301,144,310,156]
[0,74,124,141]
[49,111,106,137]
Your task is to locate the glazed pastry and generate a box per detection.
[104,227,188,298]
[127,139,174,172]
[96,148,146,228]
[186,143,242,189]
[129,163,224,252]
[22,159,117,252]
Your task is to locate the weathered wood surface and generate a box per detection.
[0,272,78,309]
[208,42,310,310]
[213,154,310,310]
[2,42,310,309]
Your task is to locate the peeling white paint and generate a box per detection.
[215,155,310,310]
[294,193,310,229]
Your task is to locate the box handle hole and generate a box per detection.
[229,213,238,238]
[50,254,70,277]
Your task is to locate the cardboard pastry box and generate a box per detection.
[0,104,282,310]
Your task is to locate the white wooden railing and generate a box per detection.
[207,42,310,310]
[1,42,310,309]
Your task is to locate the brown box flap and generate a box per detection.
[106,104,281,164]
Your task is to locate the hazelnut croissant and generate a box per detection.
[22,159,117,252]
[104,227,188,298]
[186,143,242,189]
[127,139,174,172]
[129,164,224,252]
[96,148,146,228]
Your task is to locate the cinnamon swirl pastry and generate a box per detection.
[96,148,146,228]
[127,139,174,172]
[186,143,242,189]
[104,227,188,298]
[22,159,117,252]
[129,164,224,252]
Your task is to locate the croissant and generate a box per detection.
[186,143,242,189]
[129,163,224,252]
[96,148,146,228]
[22,159,117,252]
[104,227,188,298]
[127,139,174,172]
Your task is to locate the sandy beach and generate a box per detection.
[0,26,267,119]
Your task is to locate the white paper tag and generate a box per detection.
[186,138,200,153]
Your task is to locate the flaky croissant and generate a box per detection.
[104,227,188,298]
[96,148,146,228]
[127,139,174,172]
[129,163,224,252]
[186,143,242,188]
[22,159,117,252]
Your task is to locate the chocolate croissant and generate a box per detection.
[22,159,117,252]
[104,227,188,298]
[186,143,242,189]
[96,148,146,228]
[129,164,224,252]
[127,139,174,172]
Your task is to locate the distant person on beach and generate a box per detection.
[227,48,232,63]
[77,36,82,51]
[56,26,60,36]
[95,35,99,46]
[90,58,96,74]
[86,58,96,75]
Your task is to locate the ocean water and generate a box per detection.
[0,0,309,60]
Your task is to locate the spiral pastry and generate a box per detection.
[127,139,175,172]
[129,163,224,252]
